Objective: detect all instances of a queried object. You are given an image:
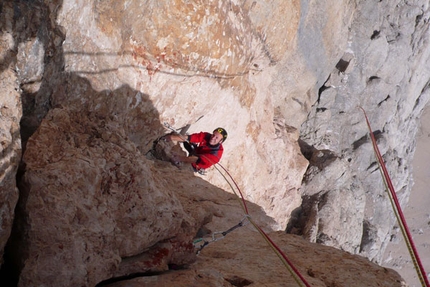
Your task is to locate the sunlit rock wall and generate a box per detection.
[54,0,356,231]
[296,0,430,263]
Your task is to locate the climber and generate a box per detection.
[164,127,227,172]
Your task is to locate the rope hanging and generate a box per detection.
[360,107,430,287]
[198,153,312,287]
[157,127,311,286]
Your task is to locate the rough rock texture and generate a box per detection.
[1,0,430,286]
[294,0,430,263]
[55,0,313,230]
[14,108,200,286]
[11,109,406,287]
[104,232,405,287]
[0,18,21,266]
[53,0,430,264]
[12,108,402,286]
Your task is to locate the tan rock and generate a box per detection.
[103,231,405,287]
[1,0,429,285]
[55,0,323,230]
[16,108,199,286]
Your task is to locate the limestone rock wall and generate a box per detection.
[0,0,429,286]
[295,0,430,263]
[15,120,408,286]
[53,0,355,231]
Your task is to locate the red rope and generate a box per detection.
[252,222,312,287]
[215,162,249,214]
[194,151,311,287]
[361,107,430,287]
[215,161,311,287]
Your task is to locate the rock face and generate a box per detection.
[295,0,430,263]
[12,108,406,286]
[15,108,199,286]
[0,36,21,267]
[0,0,429,286]
[54,0,312,230]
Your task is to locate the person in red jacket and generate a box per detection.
[166,127,227,172]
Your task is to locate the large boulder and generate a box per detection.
[13,108,198,286]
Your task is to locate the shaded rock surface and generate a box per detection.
[0,29,21,267]
[10,108,406,287]
[14,108,196,286]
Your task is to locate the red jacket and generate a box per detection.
[188,132,223,170]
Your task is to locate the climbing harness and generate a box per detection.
[193,216,250,255]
